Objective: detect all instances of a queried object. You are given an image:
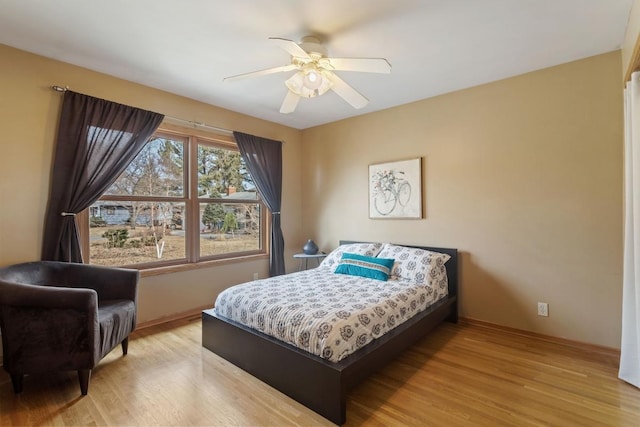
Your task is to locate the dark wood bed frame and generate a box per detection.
[202,242,458,425]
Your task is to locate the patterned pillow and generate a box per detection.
[334,252,395,281]
[376,243,451,285]
[319,242,384,270]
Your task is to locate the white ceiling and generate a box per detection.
[0,0,633,129]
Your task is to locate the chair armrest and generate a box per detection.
[0,281,97,311]
[0,281,99,373]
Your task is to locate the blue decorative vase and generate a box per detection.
[303,239,319,255]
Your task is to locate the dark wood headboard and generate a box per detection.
[339,240,458,299]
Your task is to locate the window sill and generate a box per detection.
[138,253,269,278]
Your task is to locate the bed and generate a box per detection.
[202,241,458,425]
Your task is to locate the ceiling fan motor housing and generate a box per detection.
[299,36,327,58]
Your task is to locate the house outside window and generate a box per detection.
[84,128,266,268]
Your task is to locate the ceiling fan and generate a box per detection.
[223,36,391,114]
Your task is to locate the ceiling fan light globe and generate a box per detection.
[316,70,334,95]
[285,70,334,99]
[303,70,322,90]
[285,72,306,95]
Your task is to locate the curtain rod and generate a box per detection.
[162,116,233,136]
[51,85,234,136]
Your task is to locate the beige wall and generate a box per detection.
[0,44,304,324]
[301,51,624,349]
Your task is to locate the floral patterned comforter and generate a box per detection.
[213,266,448,362]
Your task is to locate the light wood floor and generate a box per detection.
[1,317,638,426]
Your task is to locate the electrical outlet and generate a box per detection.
[537,302,549,317]
[253,272,259,280]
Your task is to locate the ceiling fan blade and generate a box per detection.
[223,64,297,82]
[269,37,311,60]
[325,73,369,109]
[280,90,300,114]
[323,57,391,73]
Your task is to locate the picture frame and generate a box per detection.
[369,158,422,219]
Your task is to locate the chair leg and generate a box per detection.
[121,337,129,356]
[10,374,23,394]
[78,369,91,395]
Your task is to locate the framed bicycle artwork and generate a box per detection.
[369,157,422,219]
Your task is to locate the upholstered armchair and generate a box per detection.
[0,261,138,395]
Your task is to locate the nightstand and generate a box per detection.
[293,253,327,271]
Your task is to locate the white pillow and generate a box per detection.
[376,243,450,285]
[319,242,384,271]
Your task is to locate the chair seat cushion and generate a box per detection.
[98,299,136,359]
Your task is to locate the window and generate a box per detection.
[84,128,266,268]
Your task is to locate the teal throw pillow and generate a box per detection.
[334,252,395,281]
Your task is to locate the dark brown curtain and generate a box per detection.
[42,91,164,262]
[233,131,285,276]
